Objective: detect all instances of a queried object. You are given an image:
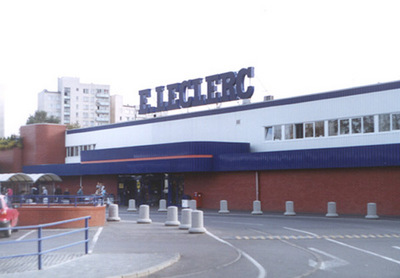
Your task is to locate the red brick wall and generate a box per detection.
[184,167,400,216]
[184,172,256,210]
[18,205,106,228]
[20,124,66,166]
[0,148,23,173]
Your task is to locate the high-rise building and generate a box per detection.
[38,77,111,128]
[110,95,138,123]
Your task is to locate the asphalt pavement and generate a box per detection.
[1,207,400,278]
[0,206,237,278]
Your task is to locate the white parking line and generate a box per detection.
[206,231,267,278]
[284,227,319,237]
[285,227,400,265]
[308,247,349,270]
[326,238,400,265]
[16,230,35,241]
[89,227,103,254]
[393,246,400,250]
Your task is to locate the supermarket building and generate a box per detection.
[12,70,400,215]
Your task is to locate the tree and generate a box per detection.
[26,111,60,125]
[66,122,81,130]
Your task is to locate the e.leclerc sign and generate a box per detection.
[138,67,254,114]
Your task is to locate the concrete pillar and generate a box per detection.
[284,201,296,216]
[326,202,338,217]
[165,206,180,226]
[107,204,121,221]
[158,199,167,212]
[179,209,192,230]
[251,200,263,215]
[189,199,197,210]
[127,199,137,212]
[137,205,152,224]
[189,210,206,234]
[365,203,379,219]
[218,200,230,214]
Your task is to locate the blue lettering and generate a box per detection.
[220,71,237,101]
[167,83,180,110]
[138,89,151,115]
[191,78,206,106]
[236,67,255,99]
[179,81,193,108]
[156,86,167,111]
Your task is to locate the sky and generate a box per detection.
[1,0,400,136]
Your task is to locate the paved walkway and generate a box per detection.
[0,253,180,278]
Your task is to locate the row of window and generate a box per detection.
[265,112,400,141]
[66,144,96,157]
[64,87,109,95]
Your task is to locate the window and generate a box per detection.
[265,127,273,140]
[83,89,89,94]
[315,121,324,137]
[274,125,282,140]
[305,123,314,138]
[285,124,294,140]
[379,114,390,132]
[363,115,374,133]
[392,113,400,130]
[351,118,362,134]
[295,123,303,139]
[328,120,338,136]
[340,119,350,135]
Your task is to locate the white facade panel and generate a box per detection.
[65,88,400,163]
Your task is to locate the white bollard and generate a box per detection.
[179,209,192,230]
[127,199,137,212]
[251,200,263,215]
[284,201,296,216]
[365,203,379,219]
[137,205,152,224]
[218,200,230,214]
[326,202,338,217]
[189,210,206,234]
[165,206,180,226]
[158,199,167,212]
[189,199,197,210]
[107,204,121,221]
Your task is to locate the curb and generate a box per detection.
[111,253,181,278]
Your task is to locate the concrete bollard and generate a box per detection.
[165,206,180,226]
[107,204,121,221]
[189,199,197,210]
[326,202,338,217]
[365,203,379,219]
[284,201,296,216]
[251,200,263,215]
[127,199,137,212]
[189,210,206,234]
[179,208,192,230]
[137,205,152,224]
[218,200,230,214]
[158,199,168,212]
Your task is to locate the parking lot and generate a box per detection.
[1,209,400,277]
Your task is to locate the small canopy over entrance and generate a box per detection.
[27,173,62,183]
[0,173,33,183]
[0,173,62,197]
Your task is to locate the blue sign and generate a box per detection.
[139,67,255,114]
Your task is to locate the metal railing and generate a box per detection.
[0,216,91,270]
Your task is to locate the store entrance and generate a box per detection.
[117,174,184,207]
